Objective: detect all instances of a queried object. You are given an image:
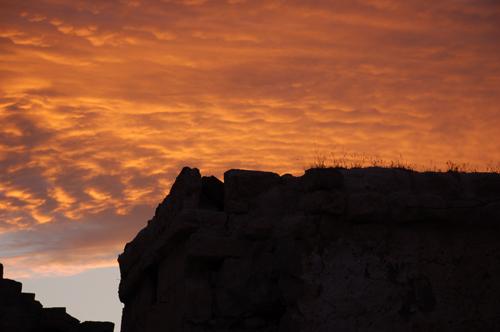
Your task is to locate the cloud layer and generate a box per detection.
[1,0,499,277]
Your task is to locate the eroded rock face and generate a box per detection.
[118,167,500,332]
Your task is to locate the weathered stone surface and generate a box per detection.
[167,166,203,213]
[387,191,420,223]
[200,175,225,210]
[224,169,280,214]
[277,274,303,304]
[274,214,318,240]
[411,171,463,200]
[346,192,387,223]
[167,209,227,241]
[118,167,204,303]
[416,193,447,221]
[255,186,286,216]
[460,172,500,200]
[187,231,248,260]
[299,190,346,215]
[297,226,500,332]
[244,216,276,240]
[340,167,412,194]
[301,167,344,192]
[184,277,212,324]
[118,167,500,332]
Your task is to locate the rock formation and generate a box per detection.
[118,167,500,332]
[0,263,114,332]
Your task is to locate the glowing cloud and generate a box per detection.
[1,0,499,278]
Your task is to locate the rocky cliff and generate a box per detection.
[0,263,115,332]
[118,167,500,332]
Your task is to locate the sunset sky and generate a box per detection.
[1,0,499,328]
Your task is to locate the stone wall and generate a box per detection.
[118,167,500,332]
[0,263,115,332]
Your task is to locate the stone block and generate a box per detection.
[299,190,346,215]
[256,186,286,216]
[460,172,500,200]
[277,274,304,304]
[187,233,247,260]
[168,167,202,212]
[278,307,301,332]
[0,278,23,304]
[184,277,212,324]
[144,302,183,332]
[387,191,419,223]
[274,239,302,277]
[341,167,412,194]
[167,209,227,241]
[243,317,267,329]
[200,175,224,211]
[225,200,250,214]
[244,216,276,240]
[156,243,187,303]
[274,214,318,240]
[41,307,80,332]
[412,171,463,200]
[340,168,369,191]
[79,321,115,332]
[119,224,152,274]
[416,193,447,222]
[280,173,301,189]
[301,168,344,192]
[224,169,280,214]
[319,215,344,240]
[224,169,281,197]
[216,258,253,318]
[246,273,280,313]
[21,292,36,302]
[346,192,387,223]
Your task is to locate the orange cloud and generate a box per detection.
[1,0,499,277]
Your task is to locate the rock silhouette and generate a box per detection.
[0,263,114,332]
[118,166,500,331]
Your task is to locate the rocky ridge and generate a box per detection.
[118,167,500,332]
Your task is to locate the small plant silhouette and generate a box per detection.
[486,161,500,173]
[309,143,329,169]
[389,154,417,171]
[445,161,478,173]
[305,145,497,173]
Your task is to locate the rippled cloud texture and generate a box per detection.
[1,0,499,277]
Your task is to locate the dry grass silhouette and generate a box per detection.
[305,144,499,173]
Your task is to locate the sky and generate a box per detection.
[1,0,499,329]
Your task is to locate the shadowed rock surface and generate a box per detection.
[0,263,114,332]
[118,167,500,332]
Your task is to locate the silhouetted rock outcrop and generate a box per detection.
[0,263,114,332]
[118,167,500,332]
